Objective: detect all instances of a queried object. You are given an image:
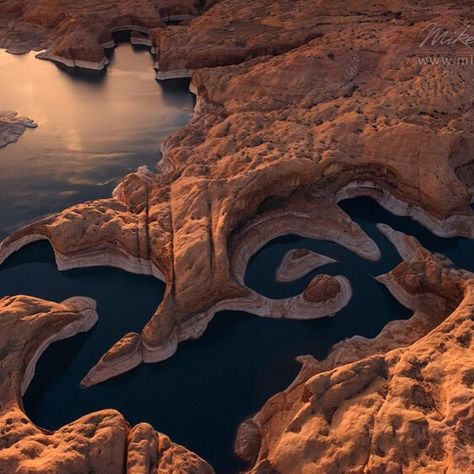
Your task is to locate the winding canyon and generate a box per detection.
[0,0,473,473]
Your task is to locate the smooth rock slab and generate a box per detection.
[276,248,336,282]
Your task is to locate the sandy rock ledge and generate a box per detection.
[237,230,474,474]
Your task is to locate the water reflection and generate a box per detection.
[0,45,194,238]
[2,38,473,474]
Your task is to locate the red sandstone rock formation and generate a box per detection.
[0,0,217,65]
[1,0,474,385]
[236,231,474,473]
[1,1,474,471]
[303,275,341,303]
[0,295,213,474]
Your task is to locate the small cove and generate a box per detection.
[1,44,474,474]
[1,198,473,472]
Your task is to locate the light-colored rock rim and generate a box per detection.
[275,249,337,283]
[0,295,215,473]
[235,226,474,472]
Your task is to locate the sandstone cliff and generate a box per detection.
[0,295,213,474]
[236,230,474,473]
[2,0,474,383]
[1,1,474,472]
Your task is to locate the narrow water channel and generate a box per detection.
[1,198,472,472]
[1,42,473,474]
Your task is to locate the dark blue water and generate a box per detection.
[1,197,472,473]
[2,36,474,473]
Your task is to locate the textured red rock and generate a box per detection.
[0,296,214,473]
[237,232,474,473]
[0,0,217,65]
[303,274,341,303]
[1,0,474,384]
[1,1,474,471]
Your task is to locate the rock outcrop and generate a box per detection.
[303,274,341,303]
[1,1,474,472]
[1,0,474,385]
[0,295,213,474]
[0,111,37,148]
[275,249,336,283]
[0,0,217,68]
[237,230,474,473]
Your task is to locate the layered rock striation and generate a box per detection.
[275,249,336,283]
[1,1,474,472]
[1,0,474,385]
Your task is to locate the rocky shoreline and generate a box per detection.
[0,296,213,474]
[0,111,37,148]
[82,275,352,387]
[0,0,473,472]
[236,230,474,472]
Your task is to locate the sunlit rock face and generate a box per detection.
[238,231,474,474]
[0,111,36,148]
[2,0,473,382]
[0,0,474,472]
[303,275,341,303]
[0,0,217,65]
[0,296,213,474]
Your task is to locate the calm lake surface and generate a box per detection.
[1,45,473,474]
[0,44,194,238]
